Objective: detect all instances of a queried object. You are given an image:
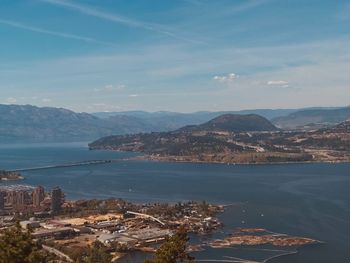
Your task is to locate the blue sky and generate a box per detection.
[0,0,349,112]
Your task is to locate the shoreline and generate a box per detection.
[126,154,350,166]
[0,176,24,181]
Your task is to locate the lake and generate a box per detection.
[0,142,349,263]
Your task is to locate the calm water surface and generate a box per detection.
[0,142,349,263]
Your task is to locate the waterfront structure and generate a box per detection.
[32,186,45,208]
[51,187,63,213]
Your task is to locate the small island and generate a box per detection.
[0,170,23,181]
[207,228,320,248]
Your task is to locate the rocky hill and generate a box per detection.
[179,114,278,133]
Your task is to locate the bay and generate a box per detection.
[0,142,349,263]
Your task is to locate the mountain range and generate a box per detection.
[272,106,350,129]
[0,104,349,143]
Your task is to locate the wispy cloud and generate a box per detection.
[94,84,126,92]
[230,0,271,13]
[213,73,238,83]
[40,0,203,44]
[0,19,117,46]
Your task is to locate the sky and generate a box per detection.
[0,0,349,113]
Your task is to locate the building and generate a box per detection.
[97,233,137,247]
[0,191,6,211]
[32,186,45,208]
[85,221,121,233]
[32,227,75,239]
[20,220,41,229]
[51,187,63,213]
[125,227,172,243]
[6,190,31,210]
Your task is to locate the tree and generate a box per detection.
[82,241,112,263]
[0,222,50,263]
[144,227,195,263]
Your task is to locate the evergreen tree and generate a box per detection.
[144,227,195,263]
[83,241,112,263]
[0,222,48,263]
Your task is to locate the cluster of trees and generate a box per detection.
[0,223,54,263]
[61,198,138,218]
[145,227,195,263]
[75,241,112,263]
[144,201,215,220]
[0,223,194,263]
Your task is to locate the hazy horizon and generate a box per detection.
[0,102,348,114]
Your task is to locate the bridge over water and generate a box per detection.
[9,159,118,172]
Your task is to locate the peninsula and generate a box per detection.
[89,114,350,164]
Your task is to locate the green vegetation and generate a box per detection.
[145,227,195,263]
[77,241,113,263]
[62,198,138,217]
[144,201,216,219]
[0,223,53,263]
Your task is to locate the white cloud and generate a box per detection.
[213,73,238,83]
[2,38,350,111]
[267,80,290,88]
[128,94,139,97]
